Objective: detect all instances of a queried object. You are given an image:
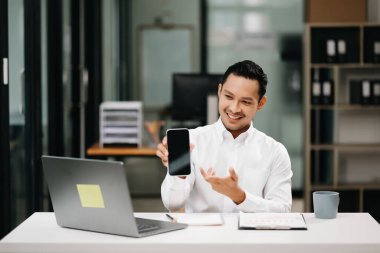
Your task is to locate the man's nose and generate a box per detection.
[229,100,241,112]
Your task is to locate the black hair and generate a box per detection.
[221,60,268,101]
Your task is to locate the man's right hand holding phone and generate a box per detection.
[156,136,170,168]
[156,135,194,179]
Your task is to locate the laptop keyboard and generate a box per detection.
[137,222,159,233]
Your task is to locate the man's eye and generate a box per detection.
[225,95,232,99]
[242,101,252,105]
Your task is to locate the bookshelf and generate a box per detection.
[304,23,380,222]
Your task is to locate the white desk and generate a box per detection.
[0,212,379,253]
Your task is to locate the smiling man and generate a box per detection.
[157,60,292,213]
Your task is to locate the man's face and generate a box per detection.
[218,73,266,138]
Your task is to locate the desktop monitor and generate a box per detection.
[172,73,222,124]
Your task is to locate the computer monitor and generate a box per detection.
[172,73,222,124]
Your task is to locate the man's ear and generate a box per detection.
[217,83,222,97]
[258,95,267,111]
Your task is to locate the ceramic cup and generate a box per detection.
[313,191,339,219]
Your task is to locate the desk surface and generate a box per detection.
[87,143,157,156]
[1,212,379,253]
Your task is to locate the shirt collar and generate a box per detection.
[214,118,255,144]
[214,118,226,144]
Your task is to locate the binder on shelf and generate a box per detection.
[361,80,371,105]
[318,109,334,144]
[372,81,380,105]
[363,27,380,63]
[310,150,333,185]
[337,39,346,63]
[310,110,317,144]
[310,150,317,184]
[311,80,321,105]
[318,150,333,185]
[326,39,336,63]
[311,68,321,105]
[349,80,362,105]
[374,41,380,63]
[322,80,334,105]
[350,79,380,106]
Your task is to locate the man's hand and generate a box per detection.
[156,136,194,178]
[156,136,169,167]
[200,167,246,204]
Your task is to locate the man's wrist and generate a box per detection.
[231,189,246,205]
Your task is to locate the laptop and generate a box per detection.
[41,155,187,238]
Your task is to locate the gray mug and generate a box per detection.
[313,191,339,219]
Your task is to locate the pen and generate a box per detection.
[166,213,175,221]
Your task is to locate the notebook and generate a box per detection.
[238,212,307,230]
[166,213,224,226]
[41,156,187,238]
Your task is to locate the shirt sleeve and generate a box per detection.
[161,129,199,212]
[160,164,196,212]
[236,143,293,213]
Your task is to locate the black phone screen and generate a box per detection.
[167,129,191,176]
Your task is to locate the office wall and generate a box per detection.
[130,0,201,101]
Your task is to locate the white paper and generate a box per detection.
[168,213,224,226]
[239,213,307,230]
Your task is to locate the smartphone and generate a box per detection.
[166,128,191,176]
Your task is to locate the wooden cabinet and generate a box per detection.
[304,23,380,222]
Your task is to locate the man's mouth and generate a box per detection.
[226,112,243,120]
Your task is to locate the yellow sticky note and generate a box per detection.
[76,184,105,208]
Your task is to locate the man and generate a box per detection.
[156,60,292,213]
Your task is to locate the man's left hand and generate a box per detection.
[200,167,246,205]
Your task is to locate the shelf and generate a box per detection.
[310,144,380,150]
[310,63,380,68]
[307,23,380,27]
[336,105,380,110]
[310,105,380,110]
[305,24,380,220]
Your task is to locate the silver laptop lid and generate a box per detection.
[41,156,140,237]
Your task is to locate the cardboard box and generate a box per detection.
[306,0,367,23]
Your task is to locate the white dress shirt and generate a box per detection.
[161,118,292,213]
